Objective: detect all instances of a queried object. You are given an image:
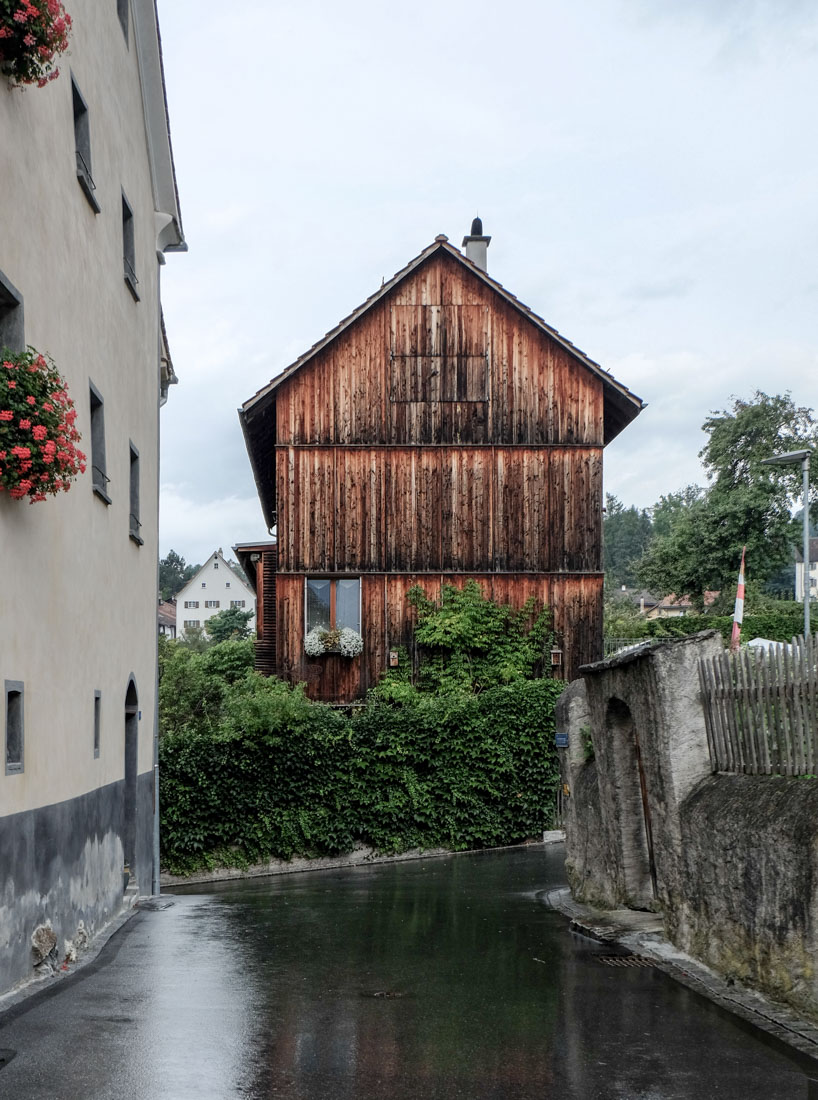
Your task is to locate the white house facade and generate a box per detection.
[176,549,256,636]
[0,0,184,996]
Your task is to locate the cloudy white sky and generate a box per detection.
[156,0,818,566]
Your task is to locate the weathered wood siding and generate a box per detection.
[274,574,602,703]
[276,446,601,574]
[269,251,605,700]
[275,252,604,448]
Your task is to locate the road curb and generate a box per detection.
[544,883,818,1070]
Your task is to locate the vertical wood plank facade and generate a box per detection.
[255,248,620,700]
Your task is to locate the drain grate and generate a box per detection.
[0,1049,17,1069]
[597,954,655,968]
[136,898,175,911]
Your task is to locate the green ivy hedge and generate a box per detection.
[159,670,563,874]
[644,604,807,644]
[158,585,563,875]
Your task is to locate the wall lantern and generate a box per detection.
[550,647,563,668]
[388,650,399,668]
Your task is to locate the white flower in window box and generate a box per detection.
[337,627,364,657]
[304,628,327,656]
[304,626,363,657]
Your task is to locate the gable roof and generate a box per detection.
[175,548,255,601]
[240,235,645,529]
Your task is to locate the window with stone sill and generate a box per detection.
[117,0,129,42]
[72,77,99,213]
[122,192,139,301]
[0,269,24,354]
[129,442,142,544]
[89,382,110,504]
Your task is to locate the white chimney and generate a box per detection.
[462,217,491,272]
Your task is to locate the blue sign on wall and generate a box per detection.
[555,732,569,748]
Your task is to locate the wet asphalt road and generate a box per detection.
[0,845,814,1099]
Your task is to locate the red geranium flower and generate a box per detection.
[0,346,84,502]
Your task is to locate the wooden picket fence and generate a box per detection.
[698,635,818,775]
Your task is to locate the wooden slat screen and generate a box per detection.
[698,635,818,775]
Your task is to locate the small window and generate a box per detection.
[201,582,206,589]
[93,691,101,759]
[117,0,129,41]
[72,77,99,213]
[225,582,231,588]
[184,600,199,609]
[0,268,24,354]
[183,619,200,628]
[306,578,361,634]
[214,561,219,570]
[122,192,139,300]
[230,600,246,608]
[5,681,24,775]
[129,442,142,544]
[205,600,220,609]
[89,382,110,503]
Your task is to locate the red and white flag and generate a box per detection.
[730,546,746,651]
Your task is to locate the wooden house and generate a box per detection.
[239,225,643,701]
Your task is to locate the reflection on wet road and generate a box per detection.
[0,846,812,1098]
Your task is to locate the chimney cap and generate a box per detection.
[462,217,491,249]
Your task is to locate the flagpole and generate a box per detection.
[730,546,746,652]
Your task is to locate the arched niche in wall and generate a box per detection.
[123,677,139,889]
[605,696,657,910]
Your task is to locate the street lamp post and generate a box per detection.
[760,448,812,637]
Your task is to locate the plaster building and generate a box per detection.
[158,600,177,639]
[175,549,256,637]
[240,224,643,702]
[0,0,184,995]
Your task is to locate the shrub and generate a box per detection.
[158,586,564,874]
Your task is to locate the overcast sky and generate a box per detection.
[156,0,818,566]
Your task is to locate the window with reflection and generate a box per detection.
[306,578,361,634]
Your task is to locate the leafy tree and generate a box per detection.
[650,486,705,539]
[638,392,818,607]
[177,624,210,653]
[226,558,249,585]
[205,605,255,643]
[159,549,200,600]
[603,592,649,640]
[603,494,653,588]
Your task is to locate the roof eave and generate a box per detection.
[133,0,185,252]
[239,403,277,531]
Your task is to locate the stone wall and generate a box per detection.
[557,633,722,913]
[556,631,818,1019]
[675,774,818,1018]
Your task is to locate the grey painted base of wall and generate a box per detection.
[0,771,153,996]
